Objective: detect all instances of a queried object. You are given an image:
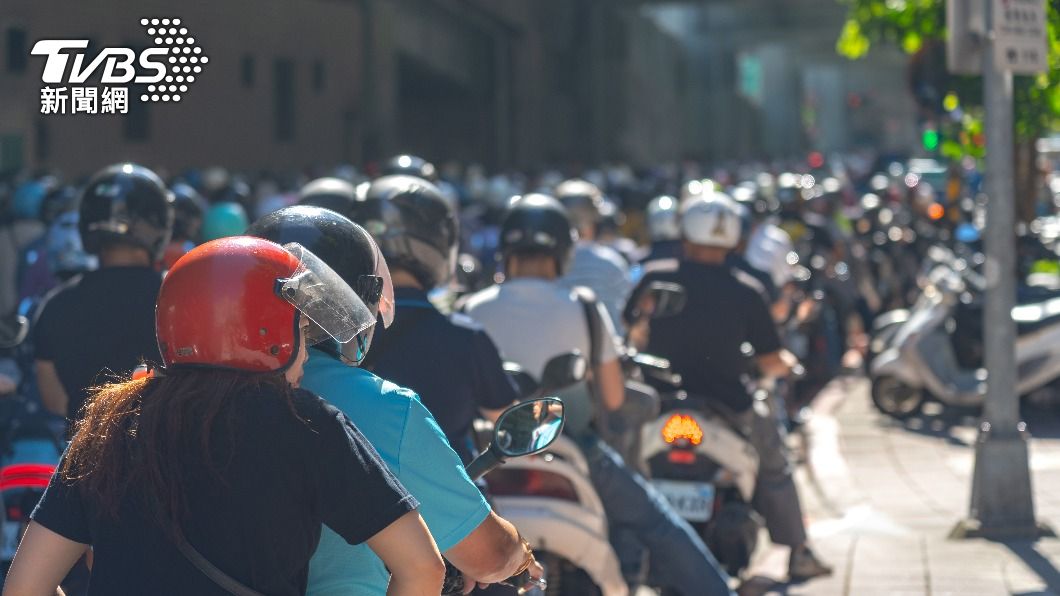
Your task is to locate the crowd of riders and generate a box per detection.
[0,149,1050,595]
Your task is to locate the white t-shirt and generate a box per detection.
[560,242,632,333]
[462,278,620,377]
[462,278,620,434]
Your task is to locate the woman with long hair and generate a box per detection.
[3,236,444,595]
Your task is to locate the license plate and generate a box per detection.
[652,479,715,522]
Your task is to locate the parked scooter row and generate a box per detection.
[870,245,1060,418]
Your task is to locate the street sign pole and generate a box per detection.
[954,0,1042,540]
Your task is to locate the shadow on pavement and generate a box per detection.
[1007,541,1060,596]
[873,401,1060,444]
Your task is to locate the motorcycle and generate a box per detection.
[486,353,629,596]
[444,396,567,595]
[870,246,1060,418]
[638,391,761,577]
[0,314,65,575]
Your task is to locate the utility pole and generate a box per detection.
[949,0,1047,539]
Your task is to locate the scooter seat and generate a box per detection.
[1017,285,1060,305]
[1013,296,1060,335]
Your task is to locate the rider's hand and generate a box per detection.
[526,558,545,585]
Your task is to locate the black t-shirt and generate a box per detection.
[31,385,417,595]
[33,267,163,421]
[727,253,778,303]
[363,288,518,463]
[625,260,782,413]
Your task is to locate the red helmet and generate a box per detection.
[156,236,374,372]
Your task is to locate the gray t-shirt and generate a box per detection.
[462,278,620,435]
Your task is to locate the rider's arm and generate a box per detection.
[2,522,87,596]
[34,361,68,417]
[397,396,541,586]
[590,298,626,411]
[745,285,797,378]
[757,349,798,378]
[365,511,445,596]
[445,511,538,584]
[596,357,626,411]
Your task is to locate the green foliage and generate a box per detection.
[836,0,1060,147]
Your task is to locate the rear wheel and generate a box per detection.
[871,376,925,419]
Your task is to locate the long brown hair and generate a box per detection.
[60,368,294,540]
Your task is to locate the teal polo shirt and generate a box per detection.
[302,348,491,595]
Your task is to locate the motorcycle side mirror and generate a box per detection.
[646,282,687,319]
[0,314,29,349]
[493,397,565,458]
[503,362,539,401]
[465,398,565,480]
[540,352,587,395]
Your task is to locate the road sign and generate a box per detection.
[993,0,1048,74]
[947,0,986,74]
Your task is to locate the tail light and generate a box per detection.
[662,414,703,447]
[667,450,696,465]
[487,468,580,503]
[0,464,55,491]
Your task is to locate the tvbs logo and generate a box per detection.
[32,18,208,115]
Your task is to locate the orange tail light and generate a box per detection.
[662,414,703,446]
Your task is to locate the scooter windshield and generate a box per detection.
[278,243,377,346]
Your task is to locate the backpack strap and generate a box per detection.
[572,286,602,368]
[175,536,265,596]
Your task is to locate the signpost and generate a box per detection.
[948,0,1048,539]
[992,0,1048,74]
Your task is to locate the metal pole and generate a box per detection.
[961,0,1038,539]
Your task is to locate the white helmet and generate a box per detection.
[679,191,741,249]
[646,195,680,241]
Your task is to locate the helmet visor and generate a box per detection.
[278,243,377,345]
[371,237,396,328]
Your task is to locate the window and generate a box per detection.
[312,60,325,93]
[273,58,296,142]
[241,55,255,88]
[7,27,27,73]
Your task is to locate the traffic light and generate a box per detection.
[922,127,940,151]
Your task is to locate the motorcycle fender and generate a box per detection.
[869,346,920,386]
[493,499,628,596]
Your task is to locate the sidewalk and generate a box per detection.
[742,376,1060,595]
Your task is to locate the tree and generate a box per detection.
[835,0,1060,222]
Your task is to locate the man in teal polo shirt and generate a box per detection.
[249,205,541,595]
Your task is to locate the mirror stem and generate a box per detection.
[465,445,506,481]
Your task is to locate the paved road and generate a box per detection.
[741,376,1060,596]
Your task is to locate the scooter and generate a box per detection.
[870,248,1060,418]
[444,396,567,595]
[487,353,629,596]
[638,391,761,577]
[0,314,65,575]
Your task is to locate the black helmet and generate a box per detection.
[500,194,576,275]
[298,177,358,218]
[351,175,458,289]
[170,182,206,242]
[380,154,438,182]
[78,163,174,262]
[246,205,395,365]
[554,178,603,231]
